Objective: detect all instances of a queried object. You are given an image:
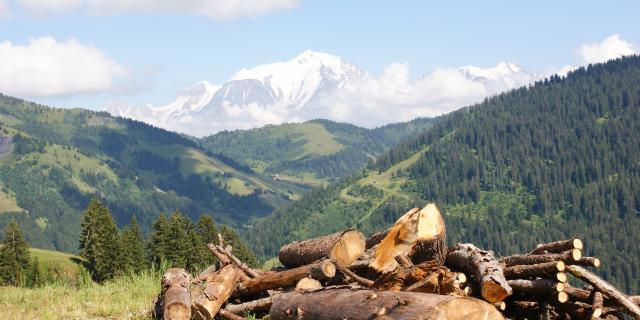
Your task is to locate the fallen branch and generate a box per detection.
[499,249,582,267]
[235,259,336,296]
[565,265,640,319]
[530,238,583,255]
[214,244,262,278]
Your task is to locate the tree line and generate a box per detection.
[1,197,258,286]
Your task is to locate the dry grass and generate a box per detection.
[0,270,159,320]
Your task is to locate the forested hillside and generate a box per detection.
[199,118,435,186]
[247,56,640,293]
[0,97,303,252]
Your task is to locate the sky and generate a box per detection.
[0,1,639,132]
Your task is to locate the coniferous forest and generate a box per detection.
[247,55,640,294]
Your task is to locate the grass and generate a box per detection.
[0,187,23,214]
[0,270,159,320]
[30,248,82,282]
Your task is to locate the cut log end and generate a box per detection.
[482,279,511,303]
[571,248,583,261]
[330,230,366,268]
[557,292,569,303]
[556,272,568,283]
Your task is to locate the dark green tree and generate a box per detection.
[120,216,147,273]
[26,256,42,288]
[197,215,219,266]
[164,210,190,268]
[148,214,170,267]
[0,219,31,286]
[78,197,121,282]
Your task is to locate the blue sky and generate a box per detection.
[0,0,639,111]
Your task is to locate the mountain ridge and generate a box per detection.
[108,50,538,136]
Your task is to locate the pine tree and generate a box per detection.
[197,215,219,266]
[0,219,31,286]
[220,225,259,267]
[26,256,42,288]
[164,210,190,267]
[121,216,147,274]
[148,214,170,267]
[78,197,122,282]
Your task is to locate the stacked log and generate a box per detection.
[156,202,639,320]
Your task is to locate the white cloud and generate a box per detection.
[310,62,537,128]
[576,34,636,64]
[5,0,299,20]
[0,37,127,97]
[0,0,10,19]
[15,0,82,15]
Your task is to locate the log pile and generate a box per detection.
[155,204,640,320]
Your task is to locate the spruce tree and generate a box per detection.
[197,215,219,266]
[26,256,42,288]
[78,197,122,282]
[220,225,259,267]
[148,214,170,267]
[121,216,147,274]
[165,210,190,267]
[0,219,31,286]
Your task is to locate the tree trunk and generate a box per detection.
[498,249,582,267]
[225,296,273,315]
[365,208,420,249]
[235,259,336,296]
[278,229,365,268]
[192,265,240,320]
[503,261,565,279]
[269,287,505,320]
[161,268,192,320]
[371,204,447,273]
[530,239,583,255]
[507,279,565,294]
[565,265,640,319]
[214,244,262,278]
[446,243,512,303]
[409,204,447,266]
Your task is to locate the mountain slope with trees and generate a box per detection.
[247,55,640,293]
[0,97,306,252]
[198,118,436,186]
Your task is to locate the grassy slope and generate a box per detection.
[199,119,435,187]
[0,96,309,252]
[0,271,158,320]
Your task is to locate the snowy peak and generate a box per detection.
[458,62,525,81]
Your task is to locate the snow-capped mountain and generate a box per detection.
[107,51,542,136]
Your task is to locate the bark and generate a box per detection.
[372,204,447,273]
[592,291,604,319]
[395,254,414,267]
[225,296,273,315]
[269,287,505,320]
[566,265,640,319]
[507,279,564,294]
[409,204,447,266]
[192,265,240,320]
[446,243,512,303]
[235,259,336,296]
[575,257,601,268]
[217,310,244,320]
[278,229,365,268]
[161,268,192,320]
[192,265,217,283]
[503,261,565,279]
[530,238,583,255]
[336,263,374,287]
[499,249,582,267]
[214,244,262,278]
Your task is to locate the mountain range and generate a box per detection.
[0,96,432,252]
[108,50,539,136]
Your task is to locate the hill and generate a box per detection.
[198,118,435,186]
[0,97,305,252]
[246,56,640,293]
